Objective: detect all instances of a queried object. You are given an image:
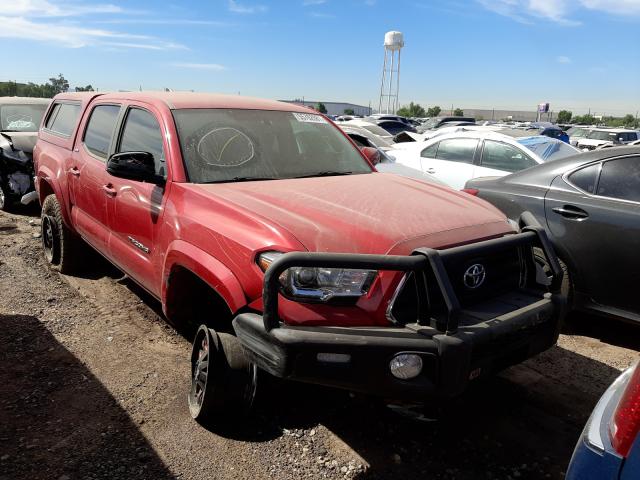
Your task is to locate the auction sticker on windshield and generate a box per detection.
[292,112,326,123]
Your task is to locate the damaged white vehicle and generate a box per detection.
[0,97,50,210]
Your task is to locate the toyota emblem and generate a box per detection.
[464,264,486,289]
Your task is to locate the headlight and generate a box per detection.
[257,251,377,302]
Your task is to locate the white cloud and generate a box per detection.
[170,62,227,71]
[97,19,232,26]
[228,0,267,14]
[580,0,640,15]
[3,0,126,17]
[556,55,571,63]
[0,0,188,50]
[309,11,335,18]
[478,0,640,24]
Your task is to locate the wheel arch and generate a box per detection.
[162,240,247,329]
[37,171,72,227]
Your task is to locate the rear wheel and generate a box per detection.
[41,194,83,274]
[188,325,258,428]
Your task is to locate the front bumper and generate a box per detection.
[233,213,566,401]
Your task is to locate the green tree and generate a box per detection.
[396,102,426,118]
[453,108,464,116]
[622,114,636,127]
[557,110,572,123]
[426,105,441,117]
[573,114,596,125]
[343,108,355,115]
[75,85,95,92]
[48,74,69,94]
[316,102,327,114]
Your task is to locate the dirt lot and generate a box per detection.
[1,208,638,480]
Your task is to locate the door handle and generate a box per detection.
[552,205,589,220]
[426,168,436,174]
[102,184,117,197]
[70,167,80,177]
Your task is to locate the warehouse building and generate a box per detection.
[281,99,372,117]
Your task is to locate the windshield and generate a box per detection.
[517,138,579,162]
[173,109,372,183]
[586,130,618,141]
[421,118,439,129]
[359,123,394,137]
[567,127,588,137]
[0,104,47,132]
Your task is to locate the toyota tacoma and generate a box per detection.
[34,92,564,427]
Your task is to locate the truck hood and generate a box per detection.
[191,173,512,255]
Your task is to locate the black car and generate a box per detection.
[465,147,640,324]
[418,116,476,132]
[364,118,417,136]
[0,97,50,210]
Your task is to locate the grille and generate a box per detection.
[389,246,527,326]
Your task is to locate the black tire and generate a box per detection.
[188,325,258,428]
[41,194,83,274]
[533,247,572,306]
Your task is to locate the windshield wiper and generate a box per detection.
[203,176,280,184]
[293,171,354,179]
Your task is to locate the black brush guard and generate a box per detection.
[232,212,565,400]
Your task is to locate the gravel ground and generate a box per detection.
[0,208,638,480]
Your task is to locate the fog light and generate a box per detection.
[389,354,423,380]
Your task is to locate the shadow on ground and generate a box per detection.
[0,314,174,480]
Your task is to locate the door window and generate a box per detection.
[83,105,120,159]
[118,108,166,177]
[482,140,537,172]
[434,138,477,164]
[568,163,599,194]
[596,156,640,202]
[421,142,438,158]
[46,103,81,137]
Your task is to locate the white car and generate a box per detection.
[566,126,592,146]
[342,119,396,142]
[577,128,640,151]
[386,131,580,190]
[338,124,394,150]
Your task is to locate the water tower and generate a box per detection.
[378,31,404,114]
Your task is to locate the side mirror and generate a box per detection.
[360,146,381,165]
[107,151,163,184]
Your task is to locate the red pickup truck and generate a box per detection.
[34,92,564,427]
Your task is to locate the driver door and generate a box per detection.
[106,105,169,297]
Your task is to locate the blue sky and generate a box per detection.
[1,0,639,115]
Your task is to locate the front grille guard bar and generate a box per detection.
[262,212,563,335]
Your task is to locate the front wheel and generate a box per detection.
[188,326,258,428]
